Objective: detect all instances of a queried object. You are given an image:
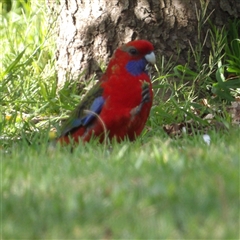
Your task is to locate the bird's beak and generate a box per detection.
[145,52,156,64]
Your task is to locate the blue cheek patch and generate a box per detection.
[126,59,148,76]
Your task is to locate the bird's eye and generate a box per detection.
[129,48,138,55]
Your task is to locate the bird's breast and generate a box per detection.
[102,73,151,109]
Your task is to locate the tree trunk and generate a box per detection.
[55,0,240,87]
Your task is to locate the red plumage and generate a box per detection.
[58,40,155,144]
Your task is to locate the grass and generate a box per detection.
[1,0,59,143]
[1,0,240,239]
[2,128,240,239]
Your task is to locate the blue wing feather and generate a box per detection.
[60,96,105,137]
[81,96,105,126]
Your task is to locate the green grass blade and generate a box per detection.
[1,47,27,79]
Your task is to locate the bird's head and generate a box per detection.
[107,40,156,77]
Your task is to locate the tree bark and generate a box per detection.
[55,0,240,87]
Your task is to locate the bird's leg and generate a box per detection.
[141,81,151,103]
[130,81,151,118]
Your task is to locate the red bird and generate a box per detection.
[58,40,155,144]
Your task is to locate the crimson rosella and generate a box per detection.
[58,40,156,144]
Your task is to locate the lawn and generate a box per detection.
[2,128,239,239]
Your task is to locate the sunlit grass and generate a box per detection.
[3,128,239,239]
